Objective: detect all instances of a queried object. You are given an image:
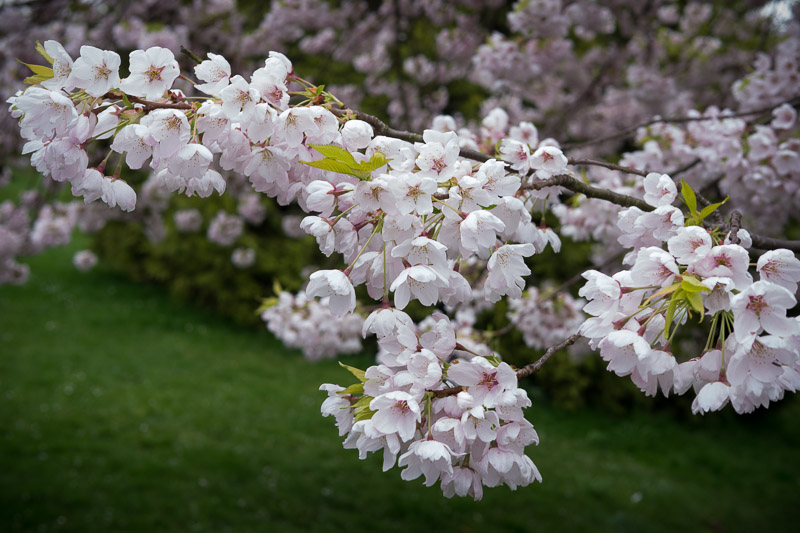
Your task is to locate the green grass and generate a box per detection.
[2,239,800,532]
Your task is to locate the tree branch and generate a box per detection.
[521,174,654,211]
[180,45,203,65]
[567,157,648,177]
[127,95,193,111]
[516,333,582,379]
[432,333,582,398]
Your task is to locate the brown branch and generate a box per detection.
[749,235,800,253]
[127,95,192,111]
[432,333,582,398]
[669,158,701,178]
[516,333,582,379]
[180,46,203,65]
[563,95,800,150]
[568,157,648,177]
[728,211,742,244]
[521,174,654,211]
[101,91,192,111]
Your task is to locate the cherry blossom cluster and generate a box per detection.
[578,173,800,414]
[507,287,586,352]
[617,98,800,234]
[261,290,364,362]
[321,312,540,500]
[0,195,81,285]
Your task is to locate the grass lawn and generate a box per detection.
[1,239,799,532]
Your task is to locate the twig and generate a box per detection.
[180,46,203,65]
[432,333,582,398]
[568,157,648,177]
[670,158,701,178]
[728,210,742,243]
[127,95,193,111]
[521,174,654,211]
[516,333,582,378]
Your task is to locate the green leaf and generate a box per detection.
[355,152,389,172]
[24,74,51,85]
[698,197,729,220]
[308,144,357,166]
[301,158,362,177]
[680,275,710,294]
[685,291,704,317]
[338,361,367,382]
[664,289,682,334]
[350,395,372,410]
[35,41,54,65]
[17,60,54,79]
[647,282,681,302]
[680,178,697,216]
[336,382,364,396]
[354,406,376,422]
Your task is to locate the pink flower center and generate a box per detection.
[146,65,165,82]
[395,400,411,414]
[478,371,499,390]
[715,254,731,267]
[746,294,766,318]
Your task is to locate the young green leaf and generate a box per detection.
[301,158,363,177]
[685,291,704,318]
[355,152,389,172]
[336,382,365,396]
[664,289,683,334]
[35,41,54,65]
[354,405,376,422]
[17,60,54,79]
[680,178,697,215]
[339,361,367,382]
[698,197,729,220]
[680,275,710,293]
[308,144,357,166]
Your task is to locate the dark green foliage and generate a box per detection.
[93,194,318,327]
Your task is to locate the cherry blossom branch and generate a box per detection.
[127,95,193,111]
[515,333,582,378]
[521,174,654,211]
[728,211,742,245]
[100,91,193,111]
[747,233,800,253]
[567,157,648,177]
[669,158,701,177]
[563,94,800,149]
[329,107,492,163]
[180,45,203,65]
[432,333,582,398]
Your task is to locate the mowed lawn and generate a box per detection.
[2,240,799,532]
